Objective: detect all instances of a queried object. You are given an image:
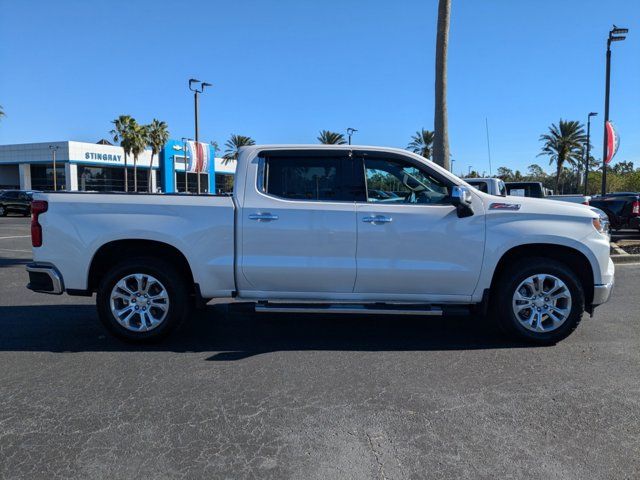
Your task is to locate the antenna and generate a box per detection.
[485,118,493,176]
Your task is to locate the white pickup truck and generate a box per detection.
[26,145,614,344]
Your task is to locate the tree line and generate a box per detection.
[108,116,636,195]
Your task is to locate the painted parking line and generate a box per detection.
[0,248,31,253]
[0,235,31,240]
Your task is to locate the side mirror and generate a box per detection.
[451,186,474,218]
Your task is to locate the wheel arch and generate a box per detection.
[87,239,195,293]
[490,243,594,306]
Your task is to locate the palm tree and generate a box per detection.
[317,130,346,145]
[146,119,170,192]
[407,129,435,159]
[0,105,5,122]
[110,115,134,191]
[538,120,586,193]
[432,0,451,170]
[129,121,149,192]
[223,134,255,164]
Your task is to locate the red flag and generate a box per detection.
[605,121,619,165]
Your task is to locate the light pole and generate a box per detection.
[584,112,597,195]
[346,127,357,145]
[181,137,193,193]
[601,25,628,196]
[189,79,212,194]
[48,145,59,191]
[468,165,472,176]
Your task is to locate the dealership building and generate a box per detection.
[0,139,235,194]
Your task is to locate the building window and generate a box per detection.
[31,164,66,191]
[215,173,234,194]
[78,166,149,192]
[176,172,209,193]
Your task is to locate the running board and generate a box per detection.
[254,302,445,316]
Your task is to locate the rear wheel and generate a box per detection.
[494,257,584,345]
[96,257,191,343]
[0,205,6,216]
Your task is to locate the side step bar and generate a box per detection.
[254,302,446,316]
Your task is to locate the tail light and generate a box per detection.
[632,200,640,217]
[31,200,48,247]
[582,201,590,205]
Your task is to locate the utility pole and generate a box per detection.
[346,127,357,145]
[584,112,597,195]
[601,25,628,196]
[189,79,212,194]
[48,145,59,191]
[181,137,193,193]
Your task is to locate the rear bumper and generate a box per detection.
[26,263,64,295]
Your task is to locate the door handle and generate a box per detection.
[248,212,279,221]
[362,215,393,224]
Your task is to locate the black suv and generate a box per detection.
[0,190,34,217]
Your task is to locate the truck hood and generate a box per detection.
[486,195,597,219]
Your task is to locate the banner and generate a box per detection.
[185,141,210,173]
[605,121,619,165]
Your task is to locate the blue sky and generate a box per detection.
[0,0,638,175]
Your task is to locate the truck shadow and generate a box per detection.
[0,303,537,358]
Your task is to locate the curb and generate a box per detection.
[611,254,640,265]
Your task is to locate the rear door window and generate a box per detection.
[262,155,361,202]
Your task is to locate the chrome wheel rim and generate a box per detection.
[512,274,572,333]
[109,273,169,332]
[0,206,4,215]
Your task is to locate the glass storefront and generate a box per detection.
[78,166,149,192]
[176,172,209,193]
[31,164,67,191]
[215,173,234,194]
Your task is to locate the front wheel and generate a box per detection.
[494,257,585,345]
[96,257,192,343]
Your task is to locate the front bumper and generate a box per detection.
[26,263,64,295]
[592,257,615,306]
[592,281,614,305]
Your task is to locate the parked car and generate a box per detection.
[590,193,640,231]
[505,182,547,198]
[463,178,507,196]
[547,194,591,205]
[26,145,613,345]
[0,190,34,216]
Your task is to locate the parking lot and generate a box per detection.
[1,215,639,479]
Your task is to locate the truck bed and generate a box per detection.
[33,192,236,297]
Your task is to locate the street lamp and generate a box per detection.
[346,127,358,145]
[601,25,628,196]
[181,137,193,193]
[188,79,212,194]
[468,165,472,176]
[48,145,59,191]
[584,112,597,195]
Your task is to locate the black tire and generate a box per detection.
[493,257,584,345]
[96,257,192,343]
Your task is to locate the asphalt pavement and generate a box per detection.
[1,216,639,479]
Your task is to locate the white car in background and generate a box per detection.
[547,194,591,205]
[463,177,507,196]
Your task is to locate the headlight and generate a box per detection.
[592,217,609,235]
